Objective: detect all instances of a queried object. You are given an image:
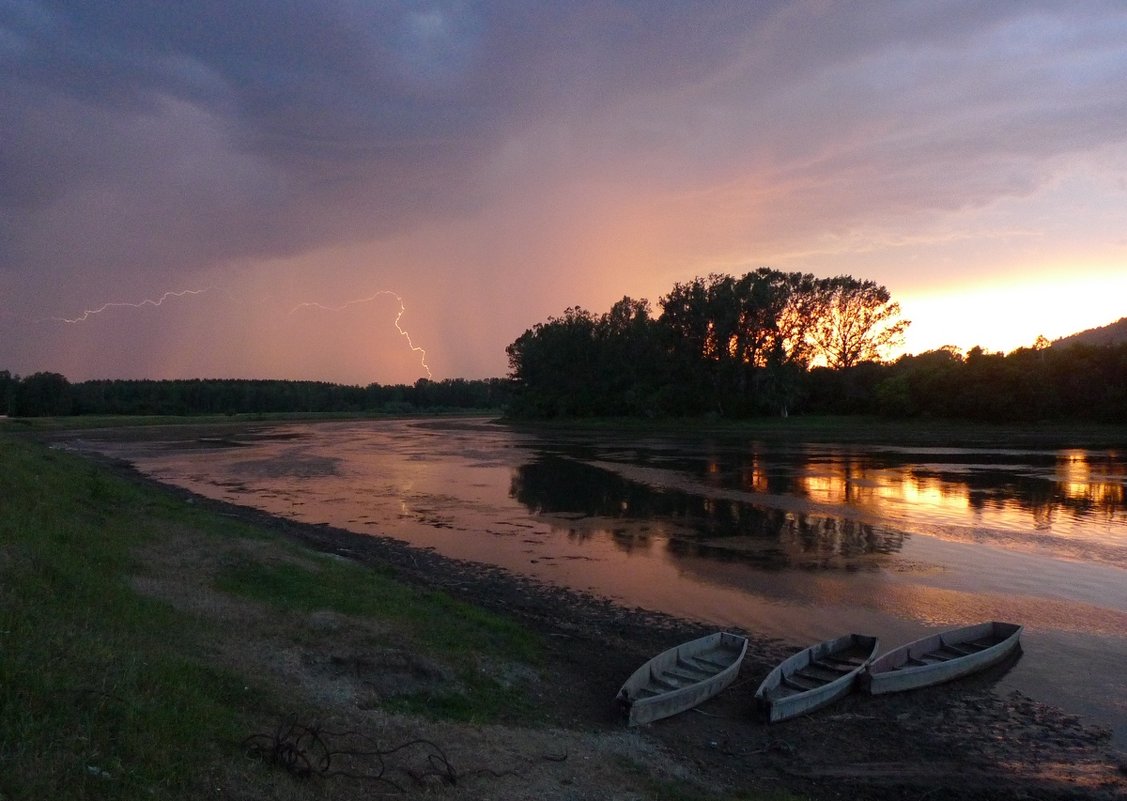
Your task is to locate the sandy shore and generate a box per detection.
[99,450,1127,800]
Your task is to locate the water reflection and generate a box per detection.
[589,442,1127,551]
[1057,450,1126,517]
[511,456,908,570]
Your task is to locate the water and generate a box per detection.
[70,417,1127,743]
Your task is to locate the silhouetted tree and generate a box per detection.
[596,297,666,415]
[0,370,15,416]
[13,372,73,416]
[810,276,910,369]
[507,307,602,416]
[657,269,822,416]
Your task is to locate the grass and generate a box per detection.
[0,435,542,799]
[214,558,539,663]
[505,413,1127,449]
[214,556,542,723]
[0,438,255,799]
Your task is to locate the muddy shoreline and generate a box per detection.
[90,448,1127,800]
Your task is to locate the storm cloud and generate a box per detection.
[3,1,1126,382]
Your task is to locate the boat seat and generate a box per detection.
[824,655,866,667]
[650,675,681,691]
[796,666,839,683]
[811,658,855,674]
[936,647,968,659]
[676,659,714,678]
[689,655,728,671]
[781,674,822,692]
[665,669,707,684]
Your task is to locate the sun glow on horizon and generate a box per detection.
[894,270,1127,357]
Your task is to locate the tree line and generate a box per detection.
[0,373,512,418]
[505,268,1126,423]
[5,265,1124,423]
[807,342,1127,423]
[506,269,908,418]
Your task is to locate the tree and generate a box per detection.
[506,307,601,416]
[13,371,73,416]
[651,277,718,414]
[810,276,909,369]
[657,269,823,416]
[874,348,962,418]
[595,297,665,415]
[0,370,15,416]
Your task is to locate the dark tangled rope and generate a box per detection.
[242,719,519,792]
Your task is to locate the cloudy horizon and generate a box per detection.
[4,1,1126,384]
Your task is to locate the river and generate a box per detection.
[68,417,1127,744]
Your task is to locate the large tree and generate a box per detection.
[657,269,822,415]
[506,307,601,416]
[810,276,909,369]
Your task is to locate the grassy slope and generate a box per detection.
[0,438,243,798]
[0,436,537,799]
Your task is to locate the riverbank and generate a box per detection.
[190,479,1127,800]
[4,432,1125,799]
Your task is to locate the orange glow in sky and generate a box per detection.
[896,272,1127,357]
[2,4,1125,383]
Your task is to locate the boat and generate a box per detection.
[754,633,878,723]
[862,621,1022,695]
[616,632,748,726]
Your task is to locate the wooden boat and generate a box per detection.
[862,621,1022,695]
[754,633,878,723]
[616,632,748,726]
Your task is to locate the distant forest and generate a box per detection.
[3,271,1125,423]
[504,269,1127,423]
[0,374,511,418]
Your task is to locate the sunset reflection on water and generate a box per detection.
[70,418,1127,744]
[737,447,1127,552]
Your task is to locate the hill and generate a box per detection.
[1054,316,1127,347]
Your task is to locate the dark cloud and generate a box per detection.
[2,1,1127,380]
[3,2,759,279]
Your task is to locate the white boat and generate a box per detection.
[754,633,878,723]
[616,632,748,726]
[862,621,1022,695]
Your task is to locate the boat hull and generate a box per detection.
[754,634,878,724]
[863,621,1022,695]
[617,632,747,726]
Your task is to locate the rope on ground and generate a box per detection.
[242,719,520,792]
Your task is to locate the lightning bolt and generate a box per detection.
[290,290,433,380]
[42,288,211,323]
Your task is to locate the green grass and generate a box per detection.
[214,556,541,723]
[218,554,536,662]
[0,438,257,799]
[0,435,543,798]
[214,557,538,662]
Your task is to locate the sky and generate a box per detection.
[3,1,1127,385]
